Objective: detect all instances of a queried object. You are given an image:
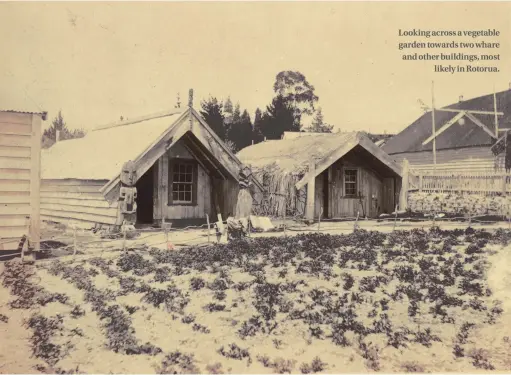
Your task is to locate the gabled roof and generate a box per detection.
[237,131,402,190]
[383,89,511,155]
[281,131,333,139]
[42,108,262,198]
[42,110,186,180]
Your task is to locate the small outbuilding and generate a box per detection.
[237,131,403,219]
[0,107,47,251]
[41,101,262,229]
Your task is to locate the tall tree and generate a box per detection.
[260,95,298,140]
[228,109,253,152]
[232,103,241,125]
[304,107,334,133]
[200,97,226,140]
[273,71,319,127]
[41,110,85,149]
[252,108,263,144]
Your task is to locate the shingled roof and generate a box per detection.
[383,89,511,155]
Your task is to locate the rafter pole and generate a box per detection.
[436,108,504,116]
[432,81,436,170]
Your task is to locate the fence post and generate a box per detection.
[283,203,287,236]
[305,163,316,223]
[399,159,409,211]
[419,172,423,193]
[503,175,507,194]
[354,211,360,232]
[206,214,211,243]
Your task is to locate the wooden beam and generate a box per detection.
[422,111,465,145]
[436,108,504,116]
[92,109,182,131]
[399,159,409,211]
[464,112,497,138]
[182,136,228,180]
[30,114,42,251]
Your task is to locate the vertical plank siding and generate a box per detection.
[0,112,40,250]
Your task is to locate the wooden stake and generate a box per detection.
[283,204,287,236]
[206,214,211,243]
[354,211,360,232]
[318,207,323,232]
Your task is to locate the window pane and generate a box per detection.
[186,165,193,173]
[172,191,179,201]
[185,173,192,182]
[184,192,191,202]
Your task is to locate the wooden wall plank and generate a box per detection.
[41,179,108,187]
[0,226,26,239]
[0,112,34,126]
[0,238,21,251]
[0,180,30,192]
[0,157,31,170]
[40,184,103,193]
[0,123,32,135]
[30,114,42,250]
[40,203,117,217]
[0,192,30,204]
[0,146,31,158]
[0,215,30,226]
[40,191,105,200]
[0,168,31,180]
[41,208,117,225]
[41,196,115,208]
[0,203,31,215]
[0,134,31,148]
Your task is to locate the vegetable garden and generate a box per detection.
[1,227,511,373]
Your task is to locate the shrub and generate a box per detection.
[155,351,200,374]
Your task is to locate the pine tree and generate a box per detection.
[41,110,85,149]
[260,95,298,140]
[253,108,263,144]
[200,97,226,140]
[304,107,333,133]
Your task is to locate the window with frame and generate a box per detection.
[169,160,197,205]
[344,169,358,197]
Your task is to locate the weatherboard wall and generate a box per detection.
[0,112,42,250]
[40,179,118,229]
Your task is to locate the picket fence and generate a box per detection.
[411,170,511,196]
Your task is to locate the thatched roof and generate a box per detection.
[237,132,358,176]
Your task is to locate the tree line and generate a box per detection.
[41,71,334,151]
[200,70,334,152]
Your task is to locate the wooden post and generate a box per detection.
[393,204,398,231]
[206,214,211,243]
[30,114,42,253]
[354,211,360,231]
[165,225,170,250]
[503,175,507,194]
[283,202,287,236]
[318,207,323,232]
[305,163,316,222]
[399,159,409,211]
[432,81,437,170]
[419,173,423,193]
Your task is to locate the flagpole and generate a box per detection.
[494,85,499,136]
[432,81,436,171]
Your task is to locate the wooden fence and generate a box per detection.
[413,171,511,196]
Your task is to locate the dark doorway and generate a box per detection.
[136,165,154,225]
[322,171,329,218]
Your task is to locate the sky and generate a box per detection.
[1,2,510,134]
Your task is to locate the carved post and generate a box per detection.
[305,163,316,222]
[116,160,138,232]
